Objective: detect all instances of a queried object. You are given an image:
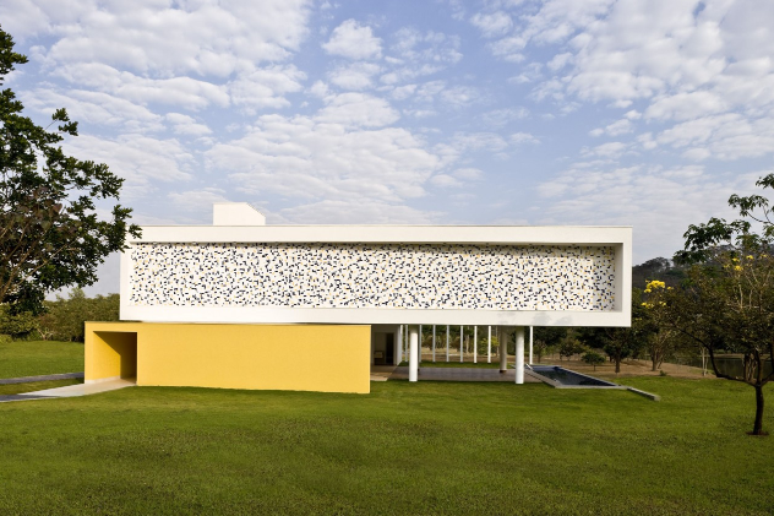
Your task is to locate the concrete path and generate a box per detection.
[0,372,84,385]
[0,378,136,403]
[385,366,541,383]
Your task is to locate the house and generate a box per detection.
[85,203,632,394]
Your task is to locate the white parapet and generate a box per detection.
[213,203,266,226]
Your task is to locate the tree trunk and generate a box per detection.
[752,385,765,435]
[615,356,621,373]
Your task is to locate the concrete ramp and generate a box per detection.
[0,378,135,403]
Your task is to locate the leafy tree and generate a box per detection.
[582,351,605,371]
[558,330,587,362]
[665,174,774,435]
[0,27,139,314]
[641,281,677,371]
[0,303,37,338]
[632,257,685,289]
[38,288,120,342]
[532,326,565,363]
[577,295,648,374]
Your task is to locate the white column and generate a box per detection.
[446,325,450,362]
[397,325,403,364]
[459,325,464,362]
[404,325,409,361]
[409,325,419,382]
[473,326,478,364]
[499,327,507,372]
[487,326,492,363]
[419,325,423,365]
[432,325,436,362]
[529,326,534,366]
[515,326,525,385]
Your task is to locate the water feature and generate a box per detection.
[530,366,618,387]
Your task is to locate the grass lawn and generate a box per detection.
[1,378,772,515]
[0,340,83,379]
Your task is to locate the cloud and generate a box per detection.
[430,174,463,188]
[22,88,164,132]
[280,199,442,224]
[535,164,760,262]
[511,132,540,145]
[589,119,633,137]
[168,188,230,220]
[228,65,306,111]
[328,62,381,90]
[581,141,628,159]
[64,134,193,199]
[315,92,400,128]
[54,63,230,110]
[206,105,444,207]
[34,0,312,75]
[453,167,484,180]
[165,113,212,137]
[471,11,513,38]
[323,19,382,60]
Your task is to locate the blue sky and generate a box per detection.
[2,0,772,294]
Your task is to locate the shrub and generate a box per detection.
[582,351,606,371]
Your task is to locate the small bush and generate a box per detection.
[582,351,606,371]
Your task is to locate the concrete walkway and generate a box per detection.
[0,378,136,403]
[0,372,84,385]
[378,366,541,383]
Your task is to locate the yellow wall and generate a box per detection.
[85,328,138,380]
[85,322,371,394]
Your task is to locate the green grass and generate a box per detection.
[0,378,772,515]
[0,340,83,379]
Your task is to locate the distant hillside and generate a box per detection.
[632,257,685,290]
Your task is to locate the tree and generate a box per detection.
[577,293,648,374]
[38,288,120,342]
[0,27,139,314]
[641,281,677,371]
[665,174,774,436]
[582,351,605,371]
[532,326,566,363]
[558,330,587,362]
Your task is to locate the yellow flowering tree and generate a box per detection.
[641,281,676,371]
[668,174,774,436]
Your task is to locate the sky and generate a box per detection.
[2,0,773,296]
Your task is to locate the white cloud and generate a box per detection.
[206,108,444,207]
[535,164,760,262]
[589,119,633,137]
[430,174,463,188]
[228,66,306,111]
[453,168,484,180]
[328,62,381,90]
[54,63,230,110]
[22,88,164,132]
[168,188,230,219]
[64,134,193,199]
[280,199,441,224]
[34,0,311,75]
[165,113,212,137]
[323,19,382,60]
[471,11,513,38]
[581,141,628,158]
[315,93,400,128]
[511,132,540,145]
[480,108,529,127]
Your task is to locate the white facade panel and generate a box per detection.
[121,225,632,327]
